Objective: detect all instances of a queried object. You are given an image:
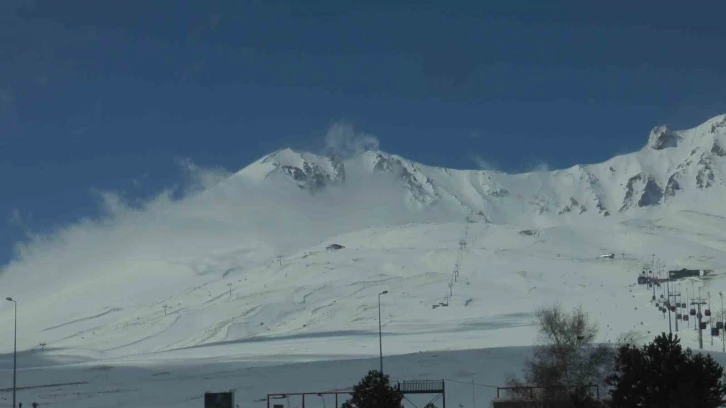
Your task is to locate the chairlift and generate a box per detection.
[712,327,720,336]
[660,294,664,299]
[701,322,708,330]
[717,321,724,330]
[670,305,676,312]
[676,313,682,320]
[705,309,712,317]
[690,308,697,316]
[698,312,703,319]
[683,315,689,322]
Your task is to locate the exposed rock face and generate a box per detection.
[620,173,663,211]
[276,155,346,193]
[664,173,681,199]
[558,197,587,215]
[369,152,439,205]
[648,125,679,150]
[696,155,716,189]
[237,114,726,222]
[711,142,726,157]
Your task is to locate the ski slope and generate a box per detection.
[2,212,726,406]
[3,116,726,407]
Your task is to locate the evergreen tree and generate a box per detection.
[342,370,403,408]
[607,332,726,408]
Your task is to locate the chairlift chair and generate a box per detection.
[698,312,703,319]
[670,305,676,312]
[712,327,720,336]
[717,321,724,330]
[690,308,697,316]
[683,315,689,322]
[705,309,712,317]
[701,322,708,330]
[676,313,682,320]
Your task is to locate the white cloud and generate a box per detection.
[323,122,380,158]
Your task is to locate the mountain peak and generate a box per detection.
[647,125,679,150]
[228,114,726,222]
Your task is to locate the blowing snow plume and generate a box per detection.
[323,121,380,158]
[0,157,447,310]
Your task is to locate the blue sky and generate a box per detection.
[2,0,726,265]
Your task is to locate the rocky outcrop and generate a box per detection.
[558,197,587,215]
[711,142,726,157]
[664,173,681,199]
[620,173,663,211]
[648,125,680,150]
[370,153,439,205]
[278,156,346,193]
[696,155,716,189]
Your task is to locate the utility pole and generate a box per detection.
[710,292,714,346]
[686,288,691,327]
[277,255,283,267]
[227,283,233,297]
[666,279,678,334]
[472,378,476,408]
[163,304,169,316]
[721,292,725,352]
[5,298,17,408]
[378,290,388,375]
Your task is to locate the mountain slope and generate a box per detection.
[4,214,726,363]
[3,115,726,375]
[233,114,726,224]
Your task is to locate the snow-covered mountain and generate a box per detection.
[4,115,726,407]
[234,114,726,223]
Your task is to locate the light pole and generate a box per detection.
[378,290,388,375]
[721,292,725,353]
[6,297,17,408]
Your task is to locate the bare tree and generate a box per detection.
[507,304,614,407]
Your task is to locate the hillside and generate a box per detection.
[2,115,726,407]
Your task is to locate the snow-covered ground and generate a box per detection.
[4,116,726,407]
[3,212,726,406]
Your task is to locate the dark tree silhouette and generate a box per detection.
[342,370,403,408]
[507,304,613,407]
[607,332,726,408]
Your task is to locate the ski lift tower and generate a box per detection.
[691,294,708,350]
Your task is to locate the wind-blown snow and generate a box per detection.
[2,115,726,407]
